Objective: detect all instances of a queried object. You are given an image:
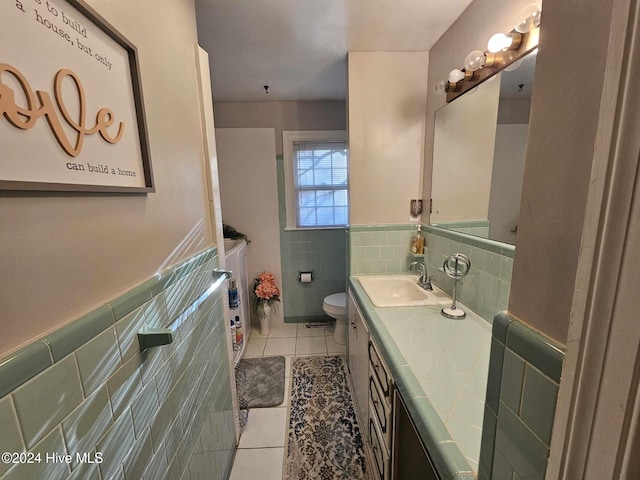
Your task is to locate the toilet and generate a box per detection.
[323,292,347,345]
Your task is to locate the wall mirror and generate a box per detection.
[430,49,537,245]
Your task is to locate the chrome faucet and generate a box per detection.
[408,262,433,291]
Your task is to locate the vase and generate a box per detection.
[259,303,271,335]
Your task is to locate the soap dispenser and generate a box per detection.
[410,225,425,255]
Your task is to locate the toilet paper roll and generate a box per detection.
[300,273,313,283]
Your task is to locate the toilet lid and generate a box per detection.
[324,292,346,309]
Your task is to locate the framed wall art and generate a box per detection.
[0,0,154,192]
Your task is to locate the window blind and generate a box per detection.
[293,141,349,228]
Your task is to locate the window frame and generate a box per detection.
[282,130,349,230]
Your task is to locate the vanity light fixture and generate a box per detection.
[444,25,539,101]
[435,4,540,100]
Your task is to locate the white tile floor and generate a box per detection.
[229,321,346,480]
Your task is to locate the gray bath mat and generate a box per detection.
[285,355,368,479]
[236,356,285,408]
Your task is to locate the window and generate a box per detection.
[283,131,348,229]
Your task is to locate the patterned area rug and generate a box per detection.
[285,355,369,479]
[236,356,285,408]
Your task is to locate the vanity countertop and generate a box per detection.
[349,276,492,480]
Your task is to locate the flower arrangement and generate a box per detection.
[252,271,281,318]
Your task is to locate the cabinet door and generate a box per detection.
[392,391,439,480]
[347,292,370,431]
[355,306,370,428]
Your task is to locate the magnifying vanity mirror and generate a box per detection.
[431,49,537,245]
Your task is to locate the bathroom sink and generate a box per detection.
[357,275,451,307]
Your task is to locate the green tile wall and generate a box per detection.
[276,156,348,321]
[347,223,513,323]
[0,247,236,480]
[424,225,514,322]
[478,312,564,480]
[349,224,418,275]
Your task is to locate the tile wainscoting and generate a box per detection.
[276,155,348,322]
[479,312,564,480]
[0,247,236,480]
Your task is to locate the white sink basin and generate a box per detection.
[357,275,451,307]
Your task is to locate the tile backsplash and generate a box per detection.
[349,224,417,275]
[0,247,236,480]
[348,224,514,324]
[424,225,514,323]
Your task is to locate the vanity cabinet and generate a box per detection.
[349,288,443,480]
[348,292,370,430]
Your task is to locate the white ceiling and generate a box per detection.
[195,0,474,101]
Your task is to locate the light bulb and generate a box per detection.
[487,32,522,53]
[433,80,448,95]
[464,50,486,71]
[515,3,542,33]
[487,33,512,53]
[448,69,465,84]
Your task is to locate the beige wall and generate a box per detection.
[213,101,346,155]
[214,128,283,325]
[348,51,429,225]
[508,0,614,344]
[424,0,615,344]
[0,0,212,356]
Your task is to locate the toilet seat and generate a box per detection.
[323,292,346,316]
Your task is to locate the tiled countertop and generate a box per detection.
[349,276,492,480]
